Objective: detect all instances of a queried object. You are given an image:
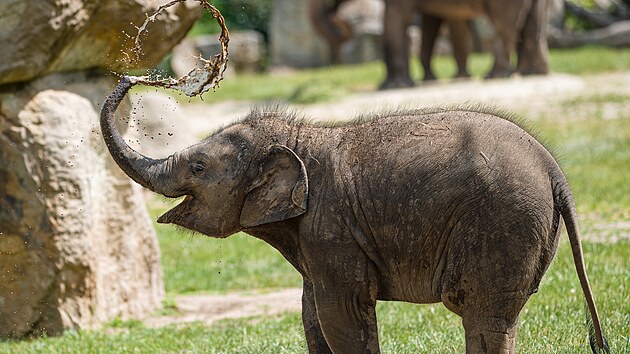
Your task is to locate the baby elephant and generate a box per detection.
[101,77,608,354]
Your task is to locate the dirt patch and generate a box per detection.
[143,288,302,328]
[584,218,630,243]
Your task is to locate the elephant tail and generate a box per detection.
[559,188,610,354]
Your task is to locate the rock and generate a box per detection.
[196,30,266,74]
[170,39,204,78]
[338,0,384,63]
[172,30,266,77]
[0,0,203,85]
[0,72,164,338]
[269,0,330,68]
[219,31,266,73]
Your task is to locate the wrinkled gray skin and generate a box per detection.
[101,77,607,353]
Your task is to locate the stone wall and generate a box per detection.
[0,72,164,338]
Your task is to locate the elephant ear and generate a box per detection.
[239,145,309,228]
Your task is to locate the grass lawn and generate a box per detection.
[165,46,630,104]
[2,46,629,353]
[3,242,628,353]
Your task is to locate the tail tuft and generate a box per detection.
[586,302,610,354]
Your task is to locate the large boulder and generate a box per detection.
[0,72,164,338]
[0,0,202,85]
[337,0,384,64]
[0,0,202,339]
[269,0,330,68]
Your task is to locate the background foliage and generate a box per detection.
[189,0,272,39]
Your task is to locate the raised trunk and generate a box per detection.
[100,76,181,197]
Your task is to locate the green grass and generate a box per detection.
[170,46,630,104]
[3,241,627,353]
[539,96,630,221]
[156,227,301,294]
[146,197,301,294]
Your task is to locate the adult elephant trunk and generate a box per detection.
[100,76,182,198]
[309,0,353,62]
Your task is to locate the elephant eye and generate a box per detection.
[191,161,205,174]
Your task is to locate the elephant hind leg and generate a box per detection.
[441,285,531,353]
[516,0,550,75]
[452,290,531,354]
[462,315,518,354]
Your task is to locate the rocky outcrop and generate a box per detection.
[269,0,330,68]
[0,0,202,85]
[0,0,201,338]
[0,73,164,338]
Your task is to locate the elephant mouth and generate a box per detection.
[157,195,194,224]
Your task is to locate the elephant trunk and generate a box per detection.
[100,76,182,198]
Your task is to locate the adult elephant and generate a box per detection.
[309,0,472,83]
[385,0,551,88]
[310,0,550,89]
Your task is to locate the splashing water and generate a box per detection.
[123,0,229,97]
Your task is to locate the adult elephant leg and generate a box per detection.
[486,31,515,79]
[380,1,415,89]
[485,1,528,78]
[312,259,380,353]
[421,13,442,81]
[447,19,471,79]
[516,0,549,75]
[302,279,333,353]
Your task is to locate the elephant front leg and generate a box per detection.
[485,2,526,79]
[380,2,414,90]
[311,260,380,353]
[486,39,514,79]
[314,284,380,353]
[302,279,332,354]
[420,13,442,81]
[446,20,471,79]
[516,0,549,76]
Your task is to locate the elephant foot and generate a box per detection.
[422,72,437,82]
[517,54,549,76]
[517,66,549,76]
[485,69,513,80]
[454,71,471,80]
[422,75,437,82]
[379,77,415,90]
